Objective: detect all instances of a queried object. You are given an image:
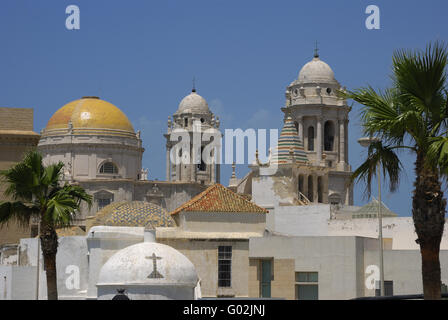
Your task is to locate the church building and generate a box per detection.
[1,52,448,300]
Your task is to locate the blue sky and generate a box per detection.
[0,0,446,216]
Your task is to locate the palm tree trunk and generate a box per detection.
[40,221,59,300]
[413,151,446,300]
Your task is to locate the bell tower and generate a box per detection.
[281,51,353,205]
[164,88,221,185]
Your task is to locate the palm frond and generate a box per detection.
[0,201,39,228]
[392,41,448,134]
[351,141,403,199]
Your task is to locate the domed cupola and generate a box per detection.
[298,54,337,85]
[42,96,136,138]
[97,242,199,300]
[38,96,144,183]
[175,89,211,115]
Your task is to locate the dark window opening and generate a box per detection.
[197,146,206,171]
[218,246,232,288]
[308,127,315,151]
[295,272,318,300]
[317,177,323,203]
[375,281,394,297]
[324,121,334,151]
[308,176,314,202]
[98,198,112,210]
[99,162,118,174]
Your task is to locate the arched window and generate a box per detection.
[328,193,341,206]
[308,127,315,151]
[99,162,118,174]
[324,121,335,151]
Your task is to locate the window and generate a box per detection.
[218,246,232,287]
[99,162,118,174]
[375,281,394,297]
[260,260,272,298]
[184,118,188,127]
[295,272,318,300]
[98,198,111,211]
[307,127,314,151]
[197,146,207,171]
[442,283,448,294]
[324,121,334,151]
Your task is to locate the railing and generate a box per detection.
[298,192,311,205]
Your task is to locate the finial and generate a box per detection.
[192,77,196,92]
[231,162,236,178]
[314,41,319,58]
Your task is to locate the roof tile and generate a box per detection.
[170,184,268,215]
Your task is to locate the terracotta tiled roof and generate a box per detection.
[170,183,268,215]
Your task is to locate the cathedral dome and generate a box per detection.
[176,90,210,114]
[97,242,198,287]
[92,201,176,229]
[298,56,336,84]
[43,97,135,138]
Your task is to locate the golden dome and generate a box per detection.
[44,97,135,138]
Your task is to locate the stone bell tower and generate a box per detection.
[281,51,353,205]
[164,88,221,185]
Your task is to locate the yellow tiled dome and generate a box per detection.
[43,97,135,137]
[92,201,176,229]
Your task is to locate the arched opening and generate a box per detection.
[94,190,114,211]
[298,175,304,195]
[307,127,315,151]
[329,193,341,206]
[294,121,299,133]
[317,177,323,203]
[99,162,119,174]
[197,146,207,171]
[307,175,314,202]
[184,118,188,127]
[324,121,335,151]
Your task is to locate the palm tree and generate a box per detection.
[0,150,92,300]
[343,42,448,299]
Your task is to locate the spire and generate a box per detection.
[314,41,319,58]
[231,162,236,179]
[192,77,196,93]
[271,116,308,165]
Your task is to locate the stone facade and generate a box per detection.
[0,108,40,245]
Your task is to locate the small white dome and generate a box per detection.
[176,90,210,114]
[97,242,198,287]
[298,56,336,84]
